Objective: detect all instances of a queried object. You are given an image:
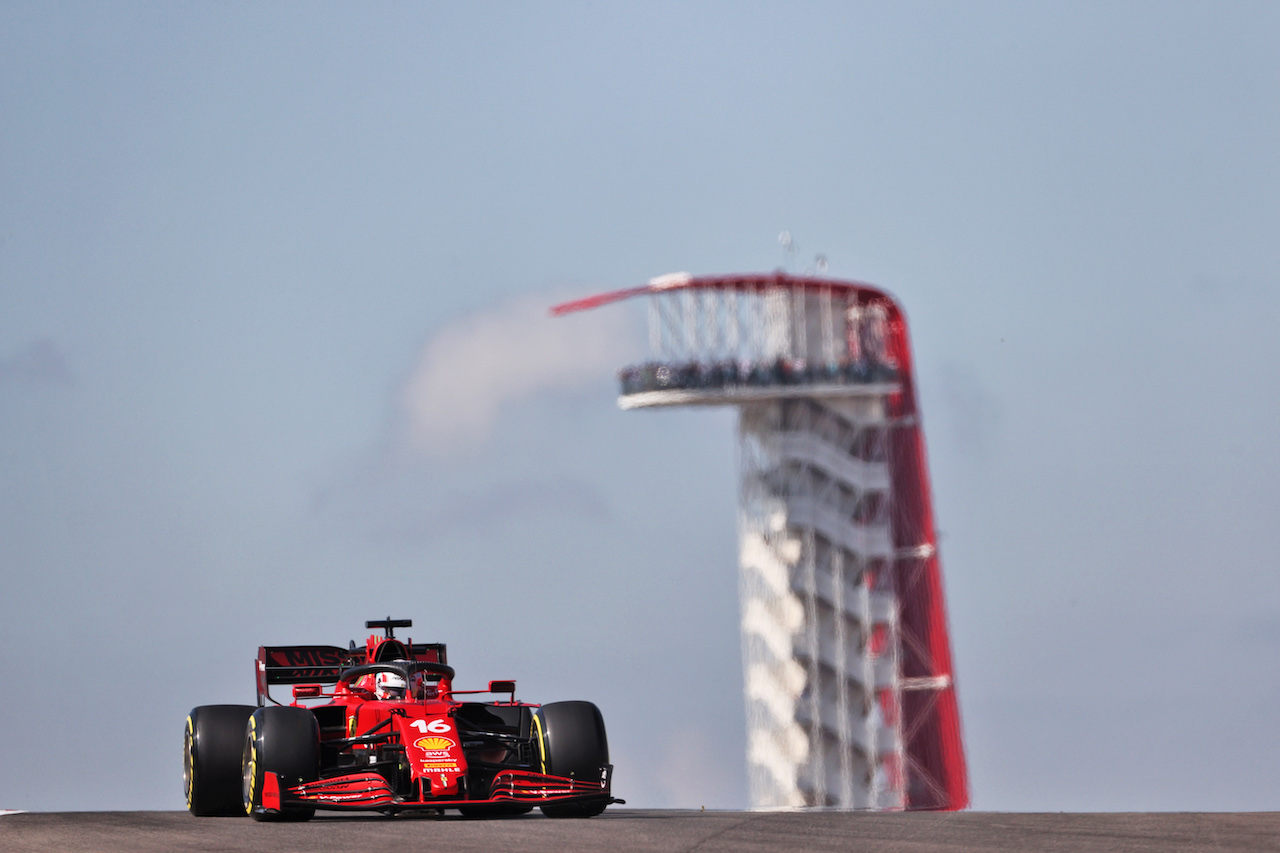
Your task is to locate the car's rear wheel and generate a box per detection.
[534,701,610,818]
[184,705,256,816]
[242,706,319,821]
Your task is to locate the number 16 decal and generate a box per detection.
[410,719,452,734]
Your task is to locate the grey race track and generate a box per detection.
[2,810,1278,852]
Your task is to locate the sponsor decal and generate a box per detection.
[420,760,460,772]
[412,735,461,774]
[412,735,460,774]
[413,736,455,751]
[264,646,347,682]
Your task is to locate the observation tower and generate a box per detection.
[553,272,968,811]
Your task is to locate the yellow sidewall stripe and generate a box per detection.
[183,717,195,809]
[532,713,547,775]
[245,717,257,815]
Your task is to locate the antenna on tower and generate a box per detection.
[778,230,797,272]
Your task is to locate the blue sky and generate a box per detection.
[1,2,1278,811]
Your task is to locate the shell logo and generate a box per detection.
[414,736,455,751]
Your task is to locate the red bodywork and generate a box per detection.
[254,630,613,814]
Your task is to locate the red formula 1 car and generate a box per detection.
[183,619,620,820]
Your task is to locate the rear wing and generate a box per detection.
[255,642,447,706]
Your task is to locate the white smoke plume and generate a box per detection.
[400,293,641,455]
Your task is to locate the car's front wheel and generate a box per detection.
[184,705,256,816]
[534,701,610,818]
[242,706,319,821]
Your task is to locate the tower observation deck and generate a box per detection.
[552,272,968,811]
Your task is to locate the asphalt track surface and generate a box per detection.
[3,810,1279,852]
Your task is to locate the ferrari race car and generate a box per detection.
[183,618,620,820]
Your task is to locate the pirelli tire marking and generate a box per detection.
[182,716,195,810]
[243,716,258,816]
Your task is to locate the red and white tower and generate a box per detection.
[553,273,968,810]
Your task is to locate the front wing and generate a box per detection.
[257,766,619,813]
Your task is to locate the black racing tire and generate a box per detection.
[242,706,319,822]
[534,701,610,818]
[184,705,256,816]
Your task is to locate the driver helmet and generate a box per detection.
[374,671,407,700]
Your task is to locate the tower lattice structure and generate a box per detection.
[553,273,968,810]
